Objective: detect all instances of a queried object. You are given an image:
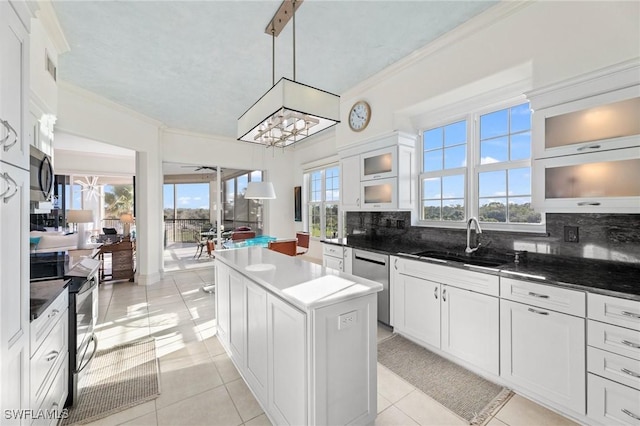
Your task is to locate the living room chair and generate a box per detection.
[194,234,207,259]
[296,232,310,255]
[268,239,297,256]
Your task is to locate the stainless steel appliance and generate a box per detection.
[29,145,54,203]
[352,249,390,325]
[65,259,100,407]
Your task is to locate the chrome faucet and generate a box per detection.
[465,217,483,254]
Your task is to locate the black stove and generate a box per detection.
[30,251,69,282]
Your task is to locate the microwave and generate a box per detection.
[30,145,54,203]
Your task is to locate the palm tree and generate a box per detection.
[104,184,134,218]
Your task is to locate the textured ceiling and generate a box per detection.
[52,0,497,139]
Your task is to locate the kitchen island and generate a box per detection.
[214,247,382,426]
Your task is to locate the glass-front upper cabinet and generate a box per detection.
[360,178,397,210]
[532,85,640,159]
[532,147,640,213]
[360,146,397,181]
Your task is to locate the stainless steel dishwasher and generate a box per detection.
[352,249,390,325]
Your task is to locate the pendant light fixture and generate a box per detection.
[237,0,340,148]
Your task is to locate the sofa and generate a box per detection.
[30,231,78,253]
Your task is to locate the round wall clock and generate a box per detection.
[348,101,371,132]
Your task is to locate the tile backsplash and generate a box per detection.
[346,211,640,264]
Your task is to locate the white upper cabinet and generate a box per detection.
[339,131,416,211]
[529,61,640,213]
[0,2,30,169]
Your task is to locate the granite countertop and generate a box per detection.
[322,238,640,301]
[215,246,383,311]
[30,279,69,321]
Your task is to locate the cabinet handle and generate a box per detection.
[45,350,59,362]
[0,173,10,199]
[434,286,438,299]
[621,368,640,379]
[1,119,18,152]
[528,307,549,315]
[442,288,446,302]
[2,173,17,204]
[356,198,360,207]
[576,144,601,152]
[339,260,343,270]
[528,291,549,299]
[622,311,640,319]
[48,309,60,319]
[622,340,640,349]
[577,201,601,206]
[622,409,640,421]
[394,258,398,270]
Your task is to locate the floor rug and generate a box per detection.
[378,334,512,425]
[62,337,160,425]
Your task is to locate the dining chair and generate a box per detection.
[296,232,310,255]
[268,239,297,256]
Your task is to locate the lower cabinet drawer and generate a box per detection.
[588,373,640,426]
[32,354,69,426]
[31,313,68,406]
[31,291,68,357]
[589,320,640,361]
[588,346,640,391]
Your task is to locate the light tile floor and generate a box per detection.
[84,270,579,426]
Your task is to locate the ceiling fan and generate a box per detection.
[180,165,218,172]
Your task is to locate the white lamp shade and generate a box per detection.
[67,209,94,223]
[245,182,276,199]
[120,213,134,223]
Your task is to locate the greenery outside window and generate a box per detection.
[307,166,340,239]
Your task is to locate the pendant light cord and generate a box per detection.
[271,27,275,86]
[292,0,296,81]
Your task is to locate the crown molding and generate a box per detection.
[34,0,70,54]
[342,1,533,99]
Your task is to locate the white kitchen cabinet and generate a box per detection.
[392,270,440,348]
[30,290,67,415]
[587,293,640,426]
[245,279,268,403]
[391,256,499,375]
[340,155,361,210]
[322,243,344,272]
[0,162,30,425]
[442,285,499,375]
[0,2,29,170]
[338,131,416,212]
[214,248,380,425]
[500,298,586,414]
[588,374,640,426]
[528,62,640,214]
[360,146,397,181]
[266,294,307,426]
[215,262,230,347]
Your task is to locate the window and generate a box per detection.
[307,165,340,239]
[420,101,541,229]
[222,171,264,231]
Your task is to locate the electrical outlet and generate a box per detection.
[338,311,357,330]
[564,226,579,243]
[397,219,405,229]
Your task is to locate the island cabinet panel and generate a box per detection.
[442,285,499,375]
[229,270,245,363]
[267,294,307,426]
[214,247,380,426]
[215,263,230,348]
[245,280,268,404]
[500,299,586,414]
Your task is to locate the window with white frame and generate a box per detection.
[420,101,541,228]
[307,165,340,239]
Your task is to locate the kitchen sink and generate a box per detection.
[412,250,508,268]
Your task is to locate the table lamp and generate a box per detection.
[120,213,134,237]
[67,209,94,249]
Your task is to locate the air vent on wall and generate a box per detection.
[45,50,56,81]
